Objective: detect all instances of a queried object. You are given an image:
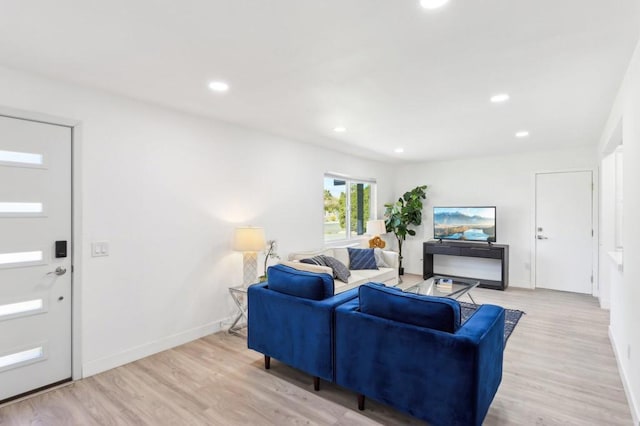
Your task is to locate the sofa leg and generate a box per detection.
[358,394,365,410]
[313,377,320,391]
[264,355,270,370]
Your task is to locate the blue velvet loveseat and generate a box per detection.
[247,264,358,390]
[335,283,505,426]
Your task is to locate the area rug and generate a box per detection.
[460,302,524,347]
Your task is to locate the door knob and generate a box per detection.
[47,266,67,276]
[537,235,548,240]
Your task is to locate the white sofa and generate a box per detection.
[283,247,399,294]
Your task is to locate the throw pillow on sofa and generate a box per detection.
[321,256,351,282]
[347,248,378,270]
[300,255,330,271]
[373,248,390,268]
[300,255,351,283]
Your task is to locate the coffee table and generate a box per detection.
[399,276,479,304]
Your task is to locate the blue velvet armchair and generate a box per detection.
[247,264,358,390]
[335,283,505,426]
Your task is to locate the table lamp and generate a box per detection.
[233,226,266,287]
[366,220,387,249]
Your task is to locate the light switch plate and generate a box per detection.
[91,241,109,257]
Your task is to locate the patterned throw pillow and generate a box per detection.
[300,255,327,266]
[300,256,335,278]
[373,248,390,268]
[348,248,379,270]
[320,255,351,283]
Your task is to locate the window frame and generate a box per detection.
[323,173,377,245]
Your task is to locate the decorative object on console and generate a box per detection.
[366,220,387,248]
[384,185,428,275]
[233,226,266,287]
[258,240,280,282]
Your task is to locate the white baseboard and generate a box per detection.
[609,327,640,425]
[82,316,232,377]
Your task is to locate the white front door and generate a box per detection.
[535,171,593,294]
[0,116,72,401]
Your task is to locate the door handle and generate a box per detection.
[537,235,548,240]
[47,266,67,276]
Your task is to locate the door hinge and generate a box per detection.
[592,229,594,237]
[590,275,593,283]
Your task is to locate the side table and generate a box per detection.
[228,285,248,335]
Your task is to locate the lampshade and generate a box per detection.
[233,227,266,252]
[366,220,387,236]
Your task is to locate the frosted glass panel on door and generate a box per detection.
[0,299,44,320]
[0,150,43,166]
[0,203,43,215]
[0,347,44,370]
[0,251,43,266]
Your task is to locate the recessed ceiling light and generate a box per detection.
[334,126,347,133]
[420,0,450,10]
[394,148,405,153]
[490,93,510,103]
[515,131,530,138]
[208,81,229,92]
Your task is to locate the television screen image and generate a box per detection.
[433,206,496,242]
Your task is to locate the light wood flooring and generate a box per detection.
[0,275,633,425]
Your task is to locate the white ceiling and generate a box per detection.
[1,1,638,162]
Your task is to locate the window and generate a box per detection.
[324,174,376,243]
[0,149,44,167]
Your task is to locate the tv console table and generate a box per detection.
[423,241,509,290]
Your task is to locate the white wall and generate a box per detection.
[0,66,395,376]
[393,149,596,288]
[598,38,640,424]
[598,152,622,310]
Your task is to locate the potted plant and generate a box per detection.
[384,185,428,275]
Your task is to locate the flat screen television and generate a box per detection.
[433,206,496,243]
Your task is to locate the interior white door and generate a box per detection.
[535,171,593,294]
[0,115,72,401]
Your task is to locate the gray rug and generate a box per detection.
[460,302,524,347]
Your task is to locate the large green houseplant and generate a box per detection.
[384,185,428,275]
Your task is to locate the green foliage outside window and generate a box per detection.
[340,184,370,232]
[324,177,373,241]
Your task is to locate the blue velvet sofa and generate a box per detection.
[247,264,358,390]
[335,283,505,426]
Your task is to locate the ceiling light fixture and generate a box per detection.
[420,0,450,10]
[334,126,347,133]
[208,81,230,92]
[490,93,510,103]
[394,148,404,153]
[515,131,530,138]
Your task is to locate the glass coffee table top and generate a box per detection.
[398,276,479,303]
